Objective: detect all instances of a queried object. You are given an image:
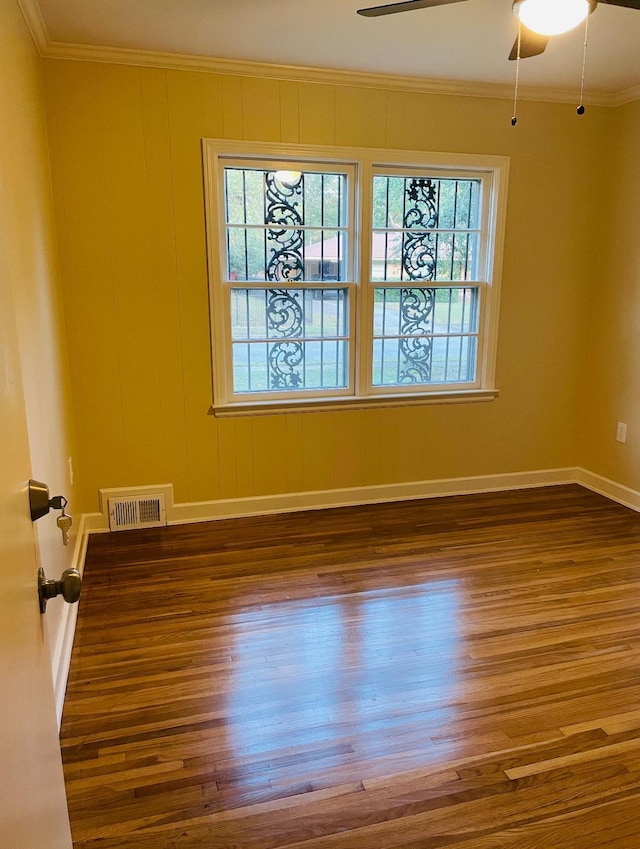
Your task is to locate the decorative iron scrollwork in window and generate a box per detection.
[265,171,304,283]
[399,287,435,384]
[263,173,306,388]
[402,178,438,282]
[269,341,304,389]
[266,289,303,339]
[265,289,304,388]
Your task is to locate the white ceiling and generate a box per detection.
[32,0,640,100]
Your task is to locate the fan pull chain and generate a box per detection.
[511,21,522,126]
[577,13,590,115]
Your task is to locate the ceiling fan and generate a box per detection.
[357,0,640,61]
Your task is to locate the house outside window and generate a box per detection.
[203,140,509,415]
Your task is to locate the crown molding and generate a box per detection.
[39,40,623,107]
[17,0,50,54]
[610,83,640,107]
[17,0,638,108]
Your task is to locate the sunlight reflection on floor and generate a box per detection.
[223,579,462,775]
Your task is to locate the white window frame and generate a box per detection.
[203,139,509,416]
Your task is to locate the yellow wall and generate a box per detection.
[0,0,79,655]
[579,100,640,488]
[43,59,612,511]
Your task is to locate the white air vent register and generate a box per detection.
[107,493,167,531]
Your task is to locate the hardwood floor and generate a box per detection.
[60,484,640,848]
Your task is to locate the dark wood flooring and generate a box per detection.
[61,484,640,847]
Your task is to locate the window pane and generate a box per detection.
[431,335,478,383]
[228,228,348,284]
[371,174,482,283]
[225,168,265,226]
[374,288,434,337]
[304,230,347,282]
[302,172,345,228]
[432,287,479,334]
[371,231,403,282]
[372,336,435,386]
[439,179,481,229]
[224,167,350,284]
[232,340,348,393]
[228,227,266,282]
[230,288,349,393]
[372,175,481,230]
[372,286,479,387]
[372,230,481,283]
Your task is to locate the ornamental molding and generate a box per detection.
[17,0,636,108]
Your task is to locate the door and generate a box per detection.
[0,248,73,846]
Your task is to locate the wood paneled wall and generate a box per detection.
[43,60,611,511]
[579,100,640,490]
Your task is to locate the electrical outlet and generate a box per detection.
[616,422,627,444]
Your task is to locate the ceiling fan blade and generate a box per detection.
[508,27,550,60]
[597,0,640,8]
[357,0,469,18]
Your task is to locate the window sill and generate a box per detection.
[209,388,499,417]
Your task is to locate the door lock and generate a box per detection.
[28,479,73,546]
[38,567,82,614]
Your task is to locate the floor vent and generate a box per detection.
[108,494,167,531]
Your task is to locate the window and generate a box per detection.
[222,163,355,396]
[370,172,481,388]
[203,141,508,414]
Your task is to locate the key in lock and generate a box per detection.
[56,512,73,546]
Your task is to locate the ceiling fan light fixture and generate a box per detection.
[513,0,591,36]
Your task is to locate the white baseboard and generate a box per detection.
[169,467,581,523]
[575,467,640,513]
[56,465,640,726]
[88,467,578,531]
